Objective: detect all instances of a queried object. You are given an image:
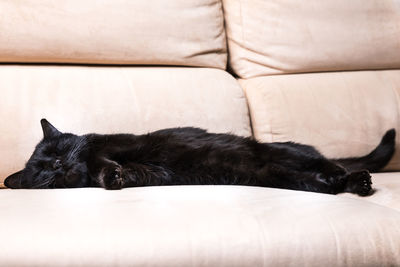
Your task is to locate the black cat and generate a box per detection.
[4,119,396,196]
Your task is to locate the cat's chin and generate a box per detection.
[65,172,81,187]
[64,171,90,188]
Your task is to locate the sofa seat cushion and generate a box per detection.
[0,66,250,182]
[241,70,400,170]
[0,186,399,266]
[341,172,400,211]
[223,0,400,78]
[0,0,227,69]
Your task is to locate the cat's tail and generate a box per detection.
[333,129,396,172]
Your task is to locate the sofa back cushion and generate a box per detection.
[241,70,400,170]
[0,0,226,69]
[0,66,250,183]
[223,0,400,78]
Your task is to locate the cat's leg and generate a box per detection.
[99,162,173,190]
[296,158,373,196]
[90,153,159,189]
[258,163,372,196]
[257,164,344,194]
[306,169,373,196]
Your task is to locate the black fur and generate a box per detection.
[4,119,396,196]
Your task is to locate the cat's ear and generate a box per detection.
[4,170,24,189]
[40,119,61,139]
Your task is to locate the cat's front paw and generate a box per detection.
[99,164,125,190]
[345,170,372,196]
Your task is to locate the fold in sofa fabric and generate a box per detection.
[241,70,400,170]
[0,0,227,69]
[0,66,250,182]
[223,0,400,78]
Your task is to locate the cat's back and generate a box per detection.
[150,127,254,151]
[87,127,256,157]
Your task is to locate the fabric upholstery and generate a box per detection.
[0,0,227,69]
[1,185,400,266]
[0,66,250,183]
[223,0,400,78]
[241,70,400,170]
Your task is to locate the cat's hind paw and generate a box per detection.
[344,170,372,196]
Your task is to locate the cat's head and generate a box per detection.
[4,119,90,189]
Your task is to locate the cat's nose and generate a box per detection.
[53,159,62,169]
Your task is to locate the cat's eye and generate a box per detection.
[53,159,62,169]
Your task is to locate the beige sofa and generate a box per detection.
[1,0,400,266]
